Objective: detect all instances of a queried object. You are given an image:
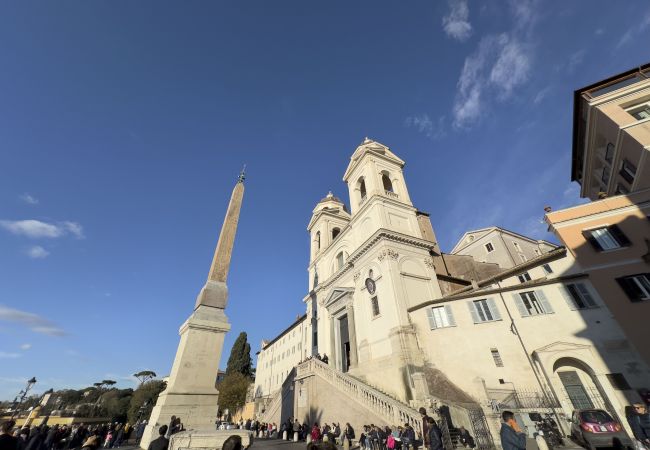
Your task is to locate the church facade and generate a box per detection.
[252,138,650,442]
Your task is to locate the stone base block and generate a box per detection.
[170,429,253,450]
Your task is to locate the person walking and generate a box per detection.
[419,407,431,449]
[457,426,475,449]
[311,424,321,443]
[499,411,526,450]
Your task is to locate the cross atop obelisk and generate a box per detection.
[196,167,245,309]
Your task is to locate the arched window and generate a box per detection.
[316,231,321,249]
[382,173,394,192]
[336,252,344,269]
[332,227,341,240]
[358,177,367,201]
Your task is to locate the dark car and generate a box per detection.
[570,409,632,449]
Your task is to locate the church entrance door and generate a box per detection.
[338,315,351,372]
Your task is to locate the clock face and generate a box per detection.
[365,278,376,295]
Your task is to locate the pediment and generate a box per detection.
[320,287,354,308]
[533,341,592,354]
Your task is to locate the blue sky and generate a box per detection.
[1,0,649,400]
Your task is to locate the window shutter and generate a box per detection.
[444,305,456,326]
[487,298,501,320]
[576,283,597,307]
[467,301,480,323]
[608,225,631,247]
[558,285,579,310]
[616,277,643,302]
[582,230,603,251]
[536,290,554,314]
[426,307,437,329]
[512,294,530,317]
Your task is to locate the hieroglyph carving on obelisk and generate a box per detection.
[140,170,245,449]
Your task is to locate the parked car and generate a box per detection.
[570,409,633,449]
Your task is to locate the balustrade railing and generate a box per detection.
[297,358,422,434]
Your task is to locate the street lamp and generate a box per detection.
[11,377,37,418]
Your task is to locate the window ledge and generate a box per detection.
[473,318,503,325]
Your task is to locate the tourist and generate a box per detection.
[321,354,329,364]
[80,435,99,450]
[293,419,300,441]
[418,408,430,449]
[457,426,474,449]
[147,426,169,450]
[311,423,321,443]
[341,423,354,446]
[627,403,650,448]
[221,435,242,450]
[0,420,18,450]
[499,411,526,450]
[401,423,415,450]
[426,418,442,450]
[135,421,147,445]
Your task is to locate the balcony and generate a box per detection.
[384,190,399,199]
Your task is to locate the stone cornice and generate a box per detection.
[312,228,436,293]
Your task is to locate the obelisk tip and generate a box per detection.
[238,164,246,183]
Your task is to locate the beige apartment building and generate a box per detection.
[451,227,556,268]
[545,188,650,367]
[572,62,650,200]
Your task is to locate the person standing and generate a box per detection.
[418,408,430,448]
[499,411,526,450]
[426,418,442,450]
[627,403,650,449]
[457,426,475,449]
[147,426,169,450]
[0,420,18,450]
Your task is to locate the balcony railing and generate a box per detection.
[385,190,399,199]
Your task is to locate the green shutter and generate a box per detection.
[536,290,554,314]
[444,305,456,326]
[426,307,437,330]
[512,293,530,317]
[487,298,501,320]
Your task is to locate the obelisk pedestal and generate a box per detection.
[140,172,251,449]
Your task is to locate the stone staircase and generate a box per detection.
[295,358,424,435]
[258,390,282,424]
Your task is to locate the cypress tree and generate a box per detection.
[225,331,252,377]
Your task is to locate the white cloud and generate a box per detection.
[20,343,32,350]
[616,9,650,48]
[594,28,604,36]
[489,35,530,98]
[442,0,472,42]
[533,86,552,105]
[26,246,50,259]
[0,305,67,337]
[567,49,585,73]
[404,114,445,140]
[0,351,21,359]
[508,0,538,32]
[453,34,530,128]
[20,193,39,205]
[0,219,84,239]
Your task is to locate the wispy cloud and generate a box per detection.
[0,305,67,337]
[20,193,39,205]
[453,34,530,128]
[20,343,32,351]
[26,246,50,259]
[533,86,552,105]
[442,0,472,42]
[451,2,536,128]
[567,49,585,73]
[616,9,650,48]
[0,351,21,359]
[404,114,445,140]
[0,219,84,239]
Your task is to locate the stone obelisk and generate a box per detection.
[141,171,246,449]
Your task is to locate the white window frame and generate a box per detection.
[468,298,502,323]
[426,305,456,329]
[626,101,650,120]
[588,227,622,250]
[515,290,554,316]
[485,242,495,253]
[560,283,598,310]
[518,272,532,283]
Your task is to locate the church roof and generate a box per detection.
[343,137,405,181]
[318,191,345,205]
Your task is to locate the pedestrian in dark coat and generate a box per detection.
[25,427,46,450]
[499,411,526,450]
[426,418,442,450]
[0,420,18,450]
[147,426,169,450]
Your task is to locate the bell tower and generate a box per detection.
[342,138,420,239]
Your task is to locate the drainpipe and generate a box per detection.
[495,281,566,435]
